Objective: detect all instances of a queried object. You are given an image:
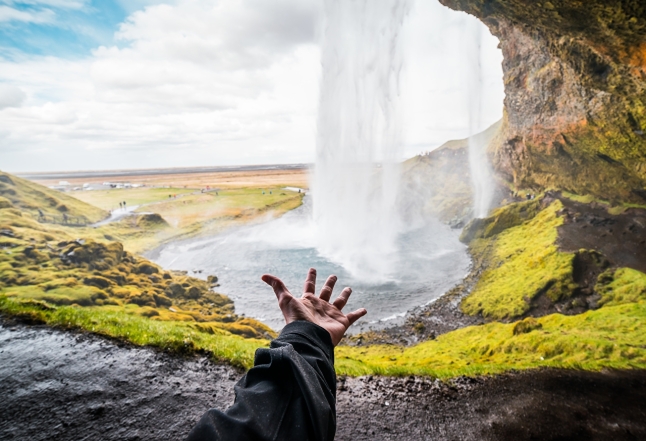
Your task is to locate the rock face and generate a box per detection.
[440,0,646,203]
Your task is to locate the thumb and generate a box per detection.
[261,274,291,300]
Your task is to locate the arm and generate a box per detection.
[187,268,367,441]
[187,321,336,441]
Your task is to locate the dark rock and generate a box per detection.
[0,228,15,238]
[165,283,185,298]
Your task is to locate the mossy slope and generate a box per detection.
[0,201,274,340]
[461,199,576,319]
[0,171,106,223]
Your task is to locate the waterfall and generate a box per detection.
[465,18,495,219]
[313,0,411,282]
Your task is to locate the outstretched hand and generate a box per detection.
[262,268,367,346]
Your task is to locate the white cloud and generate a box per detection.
[0,5,54,22]
[0,0,504,172]
[0,84,26,108]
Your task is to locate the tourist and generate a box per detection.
[187,268,367,441]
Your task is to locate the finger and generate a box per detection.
[302,267,317,295]
[332,287,352,310]
[346,308,367,326]
[261,274,293,301]
[319,275,337,302]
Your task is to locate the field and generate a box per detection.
[22,167,308,254]
[70,187,196,211]
[29,167,309,191]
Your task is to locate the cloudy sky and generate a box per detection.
[0,0,504,172]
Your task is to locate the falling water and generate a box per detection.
[313,0,411,282]
[465,18,495,218]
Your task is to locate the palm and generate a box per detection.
[262,268,367,346]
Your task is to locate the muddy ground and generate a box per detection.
[2,319,645,441]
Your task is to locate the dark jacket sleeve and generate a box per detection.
[186,321,337,441]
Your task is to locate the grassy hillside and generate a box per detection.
[0,171,106,223]
[0,209,274,339]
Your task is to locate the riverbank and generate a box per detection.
[2,319,644,441]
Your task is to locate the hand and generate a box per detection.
[261,268,367,346]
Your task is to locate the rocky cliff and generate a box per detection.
[440,0,646,204]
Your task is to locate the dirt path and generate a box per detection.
[2,319,645,441]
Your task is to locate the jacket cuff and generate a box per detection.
[276,321,334,361]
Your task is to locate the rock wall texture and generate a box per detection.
[440,0,646,203]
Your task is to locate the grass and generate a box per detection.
[143,188,302,229]
[0,205,276,340]
[336,301,646,378]
[92,188,304,254]
[596,267,646,307]
[0,296,266,369]
[0,171,106,223]
[70,187,196,211]
[3,293,645,378]
[561,191,646,215]
[461,201,576,319]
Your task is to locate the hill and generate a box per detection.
[0,171,107,224]
[400,120,503,225]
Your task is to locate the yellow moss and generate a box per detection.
[2,285,106,306]
[462,201,575,319]
[336,301,646,378]
[596,267,646,307]
[0,196,13,209]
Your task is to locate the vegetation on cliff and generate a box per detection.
[461,200,575,319]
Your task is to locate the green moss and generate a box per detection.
[2,285,105,306]
[596,267,646,307]
[460,197,543,243]
[561,191,646,216]
[512,317,543,335]
[462,201,575,319]
[4,293,645,378]
[0,216,273,339]
[336,301,646,378]
[0,296,265,369]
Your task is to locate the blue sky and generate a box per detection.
[0,1,131,58]
[0,0,504,172]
